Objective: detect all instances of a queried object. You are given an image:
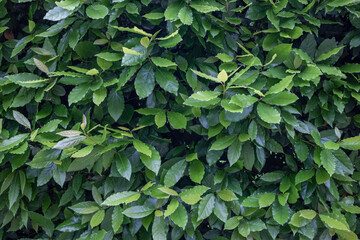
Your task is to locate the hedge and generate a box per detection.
[1,0,360,239]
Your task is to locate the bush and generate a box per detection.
[1,0,360,239]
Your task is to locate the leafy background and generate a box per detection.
[0,0,360,239]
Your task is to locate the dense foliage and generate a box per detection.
[1,0,360,239]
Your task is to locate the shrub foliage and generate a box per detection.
[1,0,360,239]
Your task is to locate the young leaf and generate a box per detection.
[13,111,31,129]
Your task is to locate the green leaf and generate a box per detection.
[178,7,193,25]
[319,214,350,231]
[190,0,220,13]
[96,52,122,62]
[133,139,152,157]
[197,194,215,221]
[224,217,240,230]
[257,102,281,124]
[340,63,360,73]
[170,204,188,229]
[320,149,336,176]
[218,189,238,201]
[164,199,179,217]
[68,84,89,106]
[7,73,47,88]
[191,69,221,83]
[227,139,242,166]
[152,216,167,240]
[214,198,228,223]
[69,202,99,214]
[28,212,54,236]
[210,134,237,151]
[190,91,221,101]
[230,94,258,108]
[123,206,154,219]
[316,46,344,62]
[258,193,275,208]
[154,68,179,95]
[339,136,360,150]
[53,136,86,149]
[0,134,29,152]
[294,139,309,162]
[122,45,146,66]
[90,210,105,228]
[181,194,201,205]
[164,160,187,187]
[13,110,31,129]
[266,44,292,65]
[86,4,108,19]
[56,217,83,232]
[115,153,132,180]
[189,160,204,184]
[262,91,298,106]
[28,149,61,169]
[300,209,317,219]
[93,86,107,106]
[39,119,62,133]
[155,111,166,128]
[33,58,49,74]
[111,26,152,37]
[295,169,315,185]
[44,6,72,21]
[316,168,330,184]
[140,146,161,175]
[71,145,94,158]
[151,57,177,67]
[135,64,155,99]
[167,112,187,129]
[102,191,140,206]
[272,201,290,225]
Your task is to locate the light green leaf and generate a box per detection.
[295,169,315,185]
[39,119,62,133]
[90,210,105,228]
[155,111,166,128]
[218,189,238,202]
[164,199,179,217]
[133,139,152,157]
[140,146,161,175]
[152,216,167,240]
[167,112,187,129]
[224,217,240,230]
[178,7,193,25]
[181,194,201,205]
[170,204,188,229]
[115,153,132,181]
[189,160,204,184]
[259,193,276,208]
[111,26,152,37]
[112,206,123,233]
[319,214,350,231]
[339,136,360,150]
[151,57,177,67]
[320,149,336,176]
[96,52,122,62]
[102,191,140,206]
[230,94,258,108]
[71,145,94,158]
[316,46,344,62]
[123,206,154,219]
[257,102,281,124]
[86,4,108,19]
[272,201,290,225]
[300,209,317,219]
[266,75,294,95]
[190,91,221,101]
